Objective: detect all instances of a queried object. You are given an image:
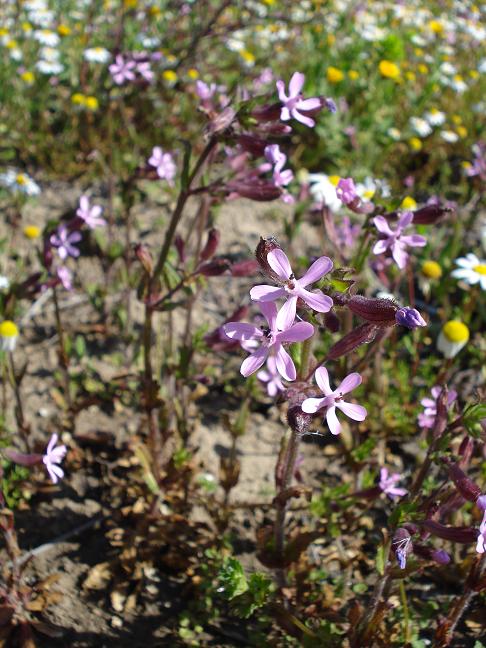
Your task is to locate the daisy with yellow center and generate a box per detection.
[437,321,469,358]
[451,253,486,290]
[0,320,19,352]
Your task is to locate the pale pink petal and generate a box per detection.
[276,79,287,102]
[277,321,314,343]
[250,285,286,302]
[315,367,332,395]
[275,345,296,381]
[297,97,321,111]
[337,401,367,421]
[267,249,292,280]
[260,301,278,330]
[373,216,394,236]
[46,433,58,454]
[280,106,291,121]
[326,406,341,435]
[392,242,409,269]
[288,71,305,96]
[292,110,315,128]
[301,397,326,413]
[223,322,260,340]
[241,347,268,377]
[398,211,414,228]
[373,239,390,255]
[400,234,426,247]
[337,372,362,395]
[298,288,333,313]
[299,256,333,286]
[276,296,297,330]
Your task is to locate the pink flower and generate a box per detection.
[476,495,486,553]
[57,266,73,291]
[50,224,82,260]
[336,177,357,205]
[301,367,367,435]
[263,145,293,187]
[148,147,177,185]
[250,249,333,330]
[257,356,285,397]
[417,385,457,429]
[76,195,106,229]
[42,433,67,484]
[372,212,426,269]
[195,80,217,101]
[136,61,153,82]
[276,72,322,128]
[109,54,136,85]
[379,468,407,500]
[223,302,314,381]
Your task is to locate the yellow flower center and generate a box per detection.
[329,175,341,187]
[16,174,27,185]
[401,196,417,210]
[473,264,486,275]
[379,60,400,79]
[443,321,469,344]
[162,70,178,83]
[327,67,344,83]
[23,225,41,239]
[422,260,442,279]
[0,320,19,338]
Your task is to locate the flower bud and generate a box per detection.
[174,235,186,263]
[327,323,378,360]
[392,528,413,569]
[230,259,259,276]
[413,544,451,564]
[348,295,398,324]
[134,244,154,276]
[251,102,282,123]
[323,310,340,333]
[255,237,282,281]
[237,134,268,157]
[226,181,282,202]
[205,106,236,137]
[287,405,313,436]
[422,520,477,543]
[197,258,230,276]
[199,228,220,261]
[395,307,427,329]
[412,203,454,225]
[442,458,482,503]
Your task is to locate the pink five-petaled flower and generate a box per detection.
[250,249,333,330]
[223,301,314,381]
[263,145,293,187]
[148,147,177,185]
[42,433,67,484]
[301,367,367,435]
[372,212,426,269]
[336,177,358,205]
[109,54,136,85]
[276,72,322,128]
[257,356,285,397]
[136,61,153,82]
[379,468,407,500]
[417,385,457,429]
[76,195,106,229]
[50,224,82,260]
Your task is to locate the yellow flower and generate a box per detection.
[348,70,359,80]
[5,39,18,49]
[22,22,32,32]
[461,161,472,171]
[327,34,335,45]
[328,175,341,187]
[162,70,178,83]
[71,93,85,105]
[456,126,467,138]
[469,70,479,79]
[149,5,161,16]
[406,71,416,82]
[452,114,462,125]
[23,225,41,239]
[418,64,428,74]
[0,28,9,37]
[409,137,422,152]
[379,60,400,79]
[428,20,444,34]
[239,49,255,66]
[421,260,442,279]
[401,196,417,210]
[124,0,138,8]
[437,321,469,358]
[327,66,344,83]
[0,320,19,352]
[16,174,27,186]
[187,68,199,80]
[20,71,34,84]
[84,96,99,111]
[58,24,71,36]
[414,48,424,57]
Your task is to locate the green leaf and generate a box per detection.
[376,544,386,576]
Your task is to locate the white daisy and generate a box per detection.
[308,173,342,212]
[424,109,446,126]
[34,29,60,47]
[440,130,459,143]
[84,47,111,63]
[451,253,486,290]
[0,169,41,196]
[410,117,432,137]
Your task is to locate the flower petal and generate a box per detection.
[223,322,260,341]
[337,401,367,421]
[267,249,292,280]
[275,345,296,381]
[250,285,286,302]
[373,240,389,255]
[315,367,332,395]
[400,234,426,247]
[337,372,362,395]
[299,288,333,313]
[241,347,268,377]
[260,301,278,330]
[299,256,333,286]
[301,397,326,413]
[277,321,314,343]
[373,216,394,236]
[288,71,305,97]
[297,97,321,111]
[276,296,297,330]
[326,406,341,435]
[292,110,315,128]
